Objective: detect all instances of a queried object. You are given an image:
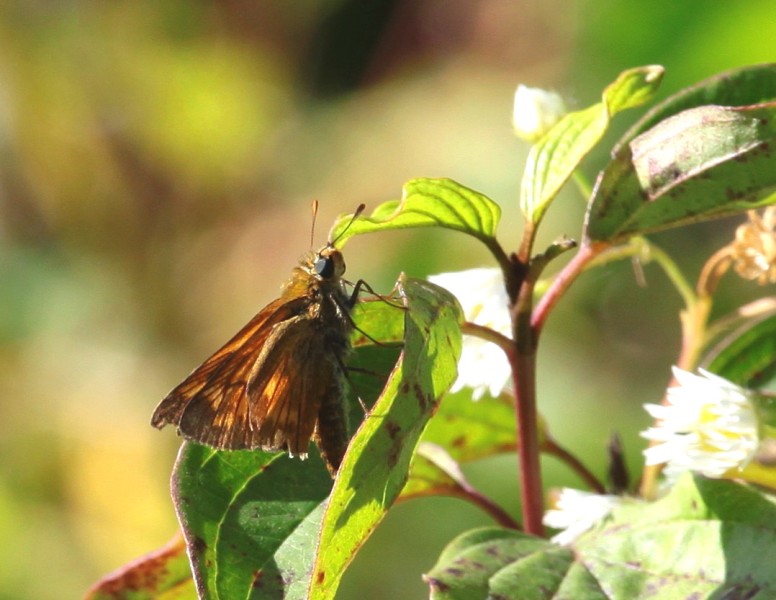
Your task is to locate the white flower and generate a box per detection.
[641,367,760,479]
[512,84,567,142]
[428,268,511,400]
[543,488,621,546]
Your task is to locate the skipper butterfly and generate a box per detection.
[151,205,367,475]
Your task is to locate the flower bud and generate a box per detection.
[512,84,566,142]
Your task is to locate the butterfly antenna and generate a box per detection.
[331,203,366,246]
[310,199,319,249]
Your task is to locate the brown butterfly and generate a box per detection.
[151,204,367,475]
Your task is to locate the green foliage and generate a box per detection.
[330,178,501,249]
[585,103,776,242]
[419,392,517,463]
[520,65,664,225]
[87,536,196,599]
[574,475,776,599]
[173,445,331,598]
[619,64,776,146]
[585,63,776,243]
[428,476,776,599]
[426,528,571,599]
[705,311,776,388]
[309,277,462,599]
[99,63,776,599]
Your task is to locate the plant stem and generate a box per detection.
[461,322,515,362]
[586,236,696,310]
[455,482,522,530]
[509,236,607,535]
[512,344,544,535]
[531,241,606,334]
[508,234,544,534]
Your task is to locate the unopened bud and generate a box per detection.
[512,84,566,142]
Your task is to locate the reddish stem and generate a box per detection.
[457,482,522,530]
[512,345,544,535]
[531,241,606,334]
[509,240,606,536]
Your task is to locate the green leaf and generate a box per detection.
[172,444,333,599]
[329,178,501,246]
[703,311,776,434]
[585,102,776,243]
[425,527,576,600]
[85,536,197,600]
[619,63,776,148]
[705,311,776,388]
[349,295,405,347]
[400,444,518,529]
[427,475,776,599]
[520,65,664,224]
[573,475,776,599]
[403,394,556,504]
[418,391,516,463]
[309,276,463,599]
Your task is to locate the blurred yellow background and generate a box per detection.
[1,2,775,598]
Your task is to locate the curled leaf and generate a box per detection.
[585,102,776,243]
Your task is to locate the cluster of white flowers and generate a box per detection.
[641,367,760,480]
[428,268,512,400]
[540,368,765,546]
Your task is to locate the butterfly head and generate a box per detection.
[313,245,346,281]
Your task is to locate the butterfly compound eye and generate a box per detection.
[314,248,346,279]
[314,256,335,279]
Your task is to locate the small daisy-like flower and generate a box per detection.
[731,206,776,284]
[641,367,760,479]
[512,84,567,143]
[428,268,511,400]
[543,488,621,546]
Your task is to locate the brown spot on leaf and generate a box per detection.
[252,570,263,588]
[380,420,406,468]
[317,570,326,584]
[422,575,449,591]
[385,420,401,439]
[451,435,466,448]
[413,382,434,409]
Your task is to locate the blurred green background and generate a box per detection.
[1,1,775,598]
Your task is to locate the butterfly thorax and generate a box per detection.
[282,245,351,327]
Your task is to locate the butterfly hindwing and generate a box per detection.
[248,315,346,457]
